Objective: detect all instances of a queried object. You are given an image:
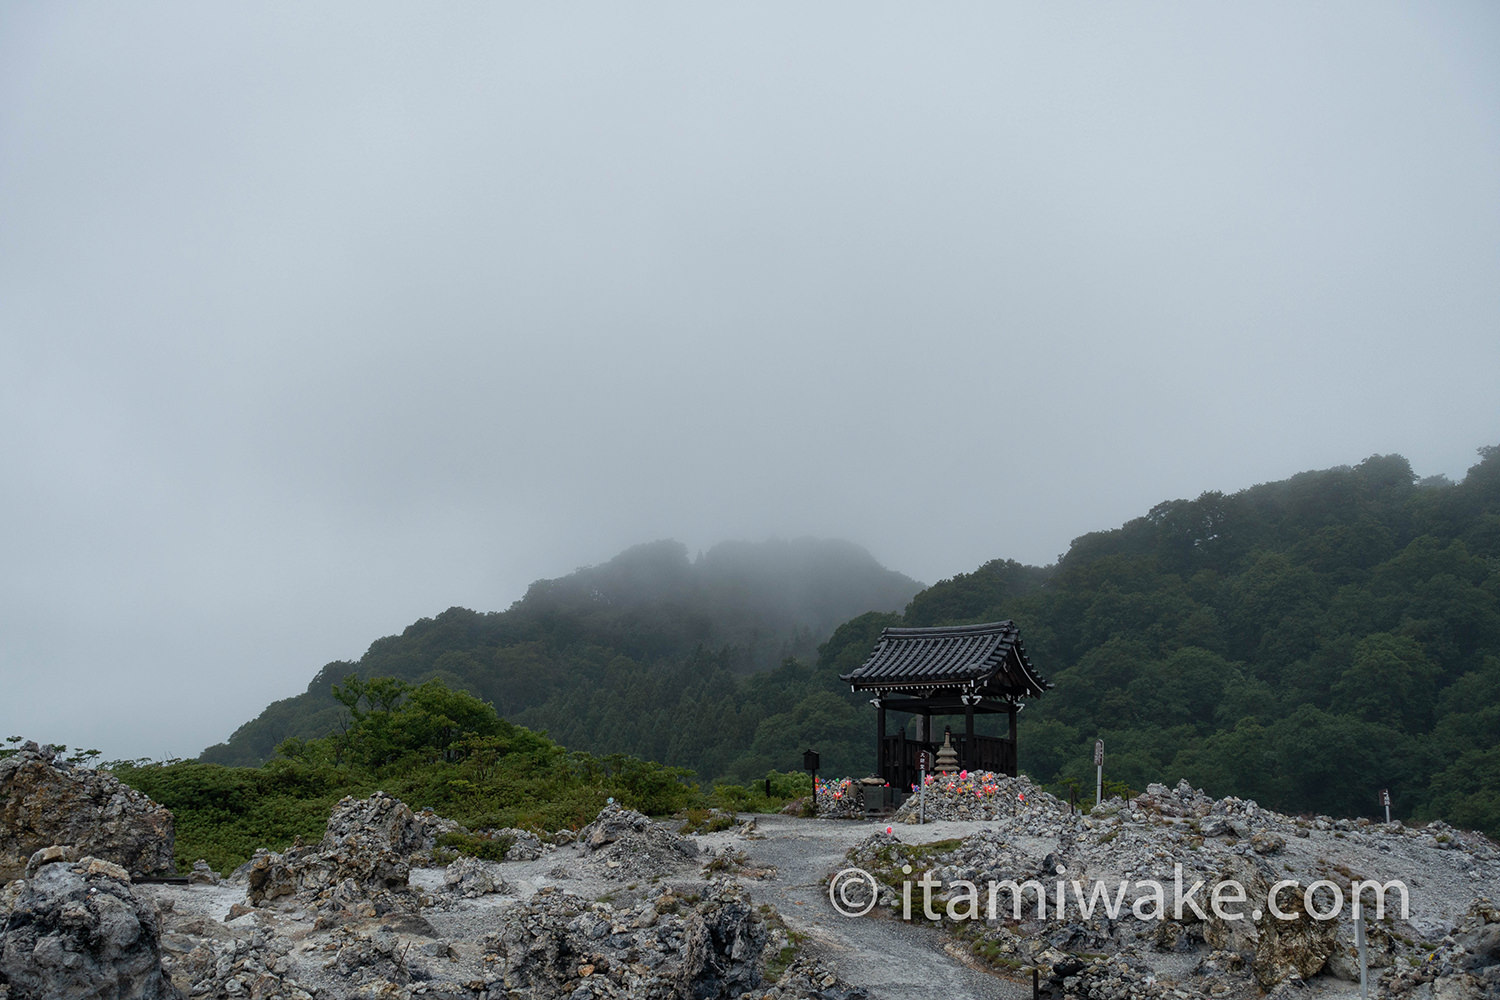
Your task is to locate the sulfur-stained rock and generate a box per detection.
[0,743,175,881]
[22,845,78,878]
[1201,857,1343,989]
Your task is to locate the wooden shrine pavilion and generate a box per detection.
[839,620,1050,793]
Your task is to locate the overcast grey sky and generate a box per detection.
[2,3,1497,762]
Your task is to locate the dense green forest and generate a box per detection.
[205,448,1500,836]
[921,447,1500,833]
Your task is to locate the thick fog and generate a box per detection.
[2,3,1497,760]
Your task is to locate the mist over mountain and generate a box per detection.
[201,537,922,767]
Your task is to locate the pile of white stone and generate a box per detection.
[892,769,1076,831]
[812,777,867,819]
[569,801,700,881]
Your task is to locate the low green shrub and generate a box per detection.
[105,676,703,872]
[709,770,814,814]
[680,808,739,834]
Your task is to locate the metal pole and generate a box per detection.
[1032,966,1039,1000]
[919,765,926,824]
[1356,910,1368,1000]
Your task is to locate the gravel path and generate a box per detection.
[711,815,1032,1000]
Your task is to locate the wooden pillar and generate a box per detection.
[1007,704,1019,776]
[876,700,886,780]
[965,700,975,769]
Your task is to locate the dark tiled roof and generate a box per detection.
[839,620,1050,696]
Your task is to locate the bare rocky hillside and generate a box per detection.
[2,748,1496,1000]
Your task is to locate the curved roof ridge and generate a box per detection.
[839,618,1049,696]
[880,619,1014,636]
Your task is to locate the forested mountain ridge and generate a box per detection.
[204,447,1500,835]
[201,537,923,769]
[862,447,1500,833]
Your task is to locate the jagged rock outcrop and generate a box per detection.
[485,878,766,998]
[0,743,175,881]
[443,854,509,898]
[1201,855,1346,988]
[243,838,411,918]
[320,791,424,854]
[143,852,864,1000]
[1384,899,1500,1000]
[411,806,465,851]
[577,801,652,848]
[0,853,182,1000]
[242,793,427,919]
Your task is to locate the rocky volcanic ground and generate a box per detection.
[2,744,1497,1000]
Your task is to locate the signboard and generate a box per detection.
[918,749,932,772]
[1380,789,1391,807]
[1094,739,1104,766]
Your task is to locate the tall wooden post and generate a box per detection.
[875,700,886,781]
[964,700,975,769]
[1008,704,1018,776]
